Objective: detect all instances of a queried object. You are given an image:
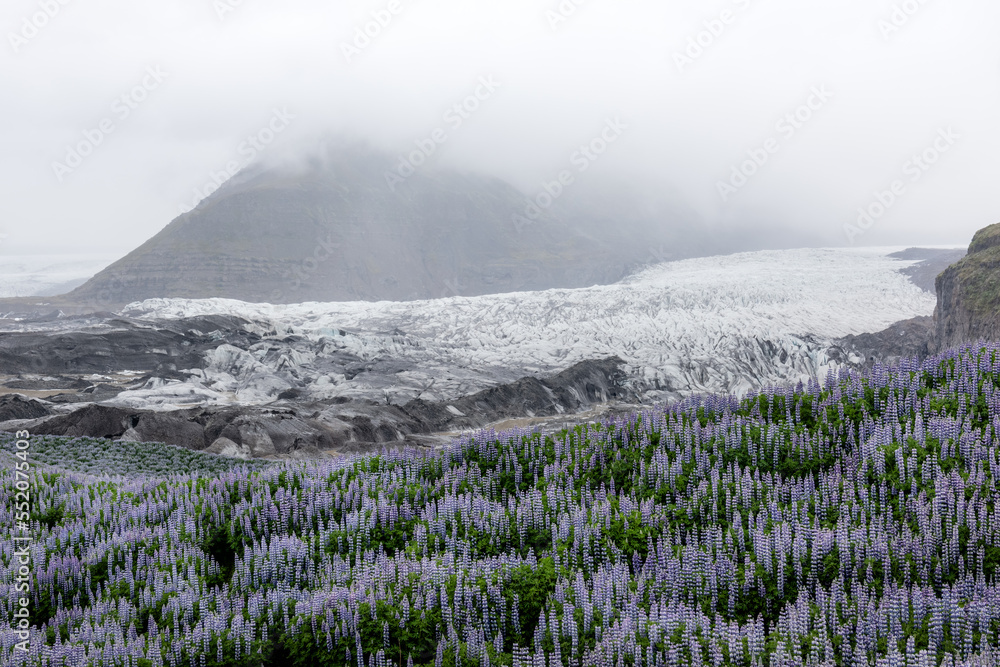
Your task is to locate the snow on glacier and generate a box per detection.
[117,247,936,408]
[0,254,117,298]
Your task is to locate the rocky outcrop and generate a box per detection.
[935,223,1000,349]
[131,412,208,449]
[0,394,52,422]
[402,356,636,432]
[204,437,251,459]
[5,358,636,458]
[35,405,135,439]
[829,316,936,369]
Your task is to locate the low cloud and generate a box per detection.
[1,0,997,256]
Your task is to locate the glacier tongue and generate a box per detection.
[114,247,936,409]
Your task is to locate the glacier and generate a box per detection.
[0,254,117,298]
[107,247,936,410]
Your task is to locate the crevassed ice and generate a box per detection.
[116,247,936,408]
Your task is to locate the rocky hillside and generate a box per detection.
[935,223,1000,349]
[64,144,700,307]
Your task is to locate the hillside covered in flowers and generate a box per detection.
[3,344,1000,667]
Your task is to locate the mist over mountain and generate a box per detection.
[60,140,828,308]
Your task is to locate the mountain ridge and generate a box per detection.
[65,144,700,307]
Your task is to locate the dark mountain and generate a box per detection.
[66,143,701,306]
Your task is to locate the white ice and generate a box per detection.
[0,255,117,298]
[109,247,935,410]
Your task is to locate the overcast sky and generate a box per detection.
[1,0,998,256]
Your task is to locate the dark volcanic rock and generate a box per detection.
[0,315,259,376]
[9,357,636,458]
[935,223,1000,349]
[831,316,936,369]
[0,394,52,421]
[202,409,335,457]
[544,356,636,404]
[36,405,135,439]
[45,385,137,405]
[132,412,206,449]
[2,376,91,390]
[402,357,637,432]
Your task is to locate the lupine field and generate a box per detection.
[4,345,1000,666]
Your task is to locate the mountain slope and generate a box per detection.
[65,144,694,306]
